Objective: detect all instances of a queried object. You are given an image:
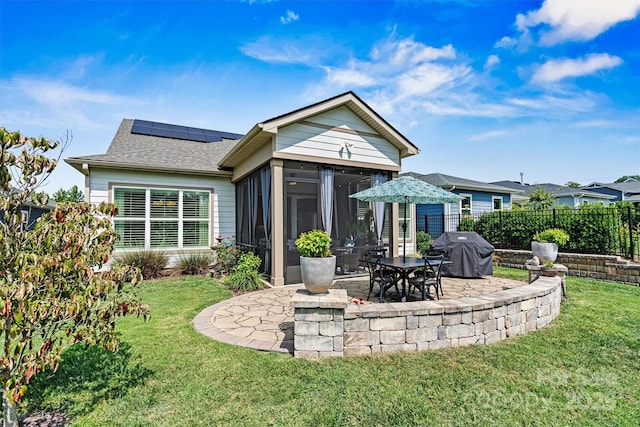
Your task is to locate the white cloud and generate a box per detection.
[506,93,596,113]
[322,35,463,99]
[516,0,640,45]
[467,130,509,142]
[0,76,147,134]
[494,36,517,49]
[531,53,623,83]
[419,98,518,118]
[15,77,131,107]
[244,31,617,123]
[240,36,319,65]
[573,119,617,128]
[484,55,500,71]
[323,66,375,87]
[280,9,299,25]
[397,63,470,98]
[370,37,456,68]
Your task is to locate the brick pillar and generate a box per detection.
[290,289,348,359]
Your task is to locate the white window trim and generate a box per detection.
[460,193,472,216]
[492,196,503,212]
[398,202,413,241]
[113,186,211,250]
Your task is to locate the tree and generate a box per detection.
[0,128,148,426]
[615,175,640,183]
[566,181,581,188]
[527,186,555,210]
[52,185,84,203]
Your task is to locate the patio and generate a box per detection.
[194,275,529,354]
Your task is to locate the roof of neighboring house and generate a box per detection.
[65,119,243,177]
[23,200,56,210]
[403,172,524,195]
[491,181,614,200]
[219,91,419,168]
[582,179,640,196]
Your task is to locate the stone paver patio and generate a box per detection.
[194,275,527,354]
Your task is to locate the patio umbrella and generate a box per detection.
[349,175,463,261]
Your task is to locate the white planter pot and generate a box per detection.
[531,242,558,264]
[300,255,336,293]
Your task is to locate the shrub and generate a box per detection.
[533,228,570,246]
[458,215,475,232]
[416,231,432,255]
[222,252,264,292]
[177,251,214,275]
[295,230,332,258]
[210,239,241,277]
[116,249,168,279]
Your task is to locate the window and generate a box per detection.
[113,187,210,249]
[492,196,503,211]
[460,194,472,216]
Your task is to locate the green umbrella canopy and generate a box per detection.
[349,175,463,204]
[350,175,463,261]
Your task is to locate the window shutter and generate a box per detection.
[115,188,145,218]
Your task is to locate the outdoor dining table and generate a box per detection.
[378,257,450,302]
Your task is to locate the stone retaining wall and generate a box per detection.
[291,276,562,359]
[494,249,639,285]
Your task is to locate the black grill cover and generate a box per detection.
[432,232,494,278]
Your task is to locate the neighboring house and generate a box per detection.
[21,200,56,231]
[402,172,523,240]
[491,181,614,207]
[66,91,419,286]
[581,178,640,203]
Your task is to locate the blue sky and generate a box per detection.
[1,0,639,194]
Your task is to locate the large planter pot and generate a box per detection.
[531,242,558,264]
[300,255,336,294]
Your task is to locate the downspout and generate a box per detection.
[82,163,90,203]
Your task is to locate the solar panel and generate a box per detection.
[131,119,243,143]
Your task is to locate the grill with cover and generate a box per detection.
[432,232,494,278]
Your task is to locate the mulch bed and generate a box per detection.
[19,412,68,427]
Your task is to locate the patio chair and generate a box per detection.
[364,251,399,303]
[409,253,444,300]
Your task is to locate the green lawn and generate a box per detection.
[23,267,640,426]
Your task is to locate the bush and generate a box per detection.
[295,230,332,258]
[458,215,475,232]
[177,251,214,275]
[116,249,168,279]
[533,228,570,246]
[416,231,432,255]
[210,239,241,277]
[222,252,264,292]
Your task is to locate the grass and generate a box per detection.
[21,268,639,426]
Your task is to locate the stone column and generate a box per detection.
[290,289,348,359]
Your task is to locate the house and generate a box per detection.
[21,200,56,231]
[491,181,614,207]
[401,172,523,240]
[65,91,419,286]
[581,178,640,203]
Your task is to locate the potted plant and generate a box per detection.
[531,228,569,264]
[540,261,563,277]
[295,229,336,293]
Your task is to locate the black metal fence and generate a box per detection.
[419,205,640,261]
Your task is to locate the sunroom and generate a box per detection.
[220,92,419,285]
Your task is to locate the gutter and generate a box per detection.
[65,158,233,178]
[218,123,265,167]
